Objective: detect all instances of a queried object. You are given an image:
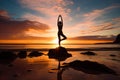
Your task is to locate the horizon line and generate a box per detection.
[0,42,114,45]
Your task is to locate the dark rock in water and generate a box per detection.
[13,74,19,77]
[111,59,120,62]
[48,47,72,61]
[18,51,27,58]
[0,51,17,59]
[8,64,13,67]
[113,34,120,44]
[28,51,43,57]
[0,71,2,75]
[81,51,96,56]
[48,47,71,57]
[27,69,32,72]
[0,51,17,64]
[55,47,68,54]
[110,54,116,57]
[66,60,116,75]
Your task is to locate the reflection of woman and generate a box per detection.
[57,68,66,80]
[57,15,67,46]
[57,60,66,80]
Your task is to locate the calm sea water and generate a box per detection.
[0,44,120,49]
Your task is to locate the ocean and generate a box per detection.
[0,44,120,50]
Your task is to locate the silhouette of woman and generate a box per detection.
[57,15,67,46]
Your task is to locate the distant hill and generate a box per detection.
[96,34,120,44]
[113,34,120,44]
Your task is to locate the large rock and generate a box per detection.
[18,51,27,58]
[113,34,120,44]
[0,51,17,64]
[48,47,72,61]
[65,60,117,75]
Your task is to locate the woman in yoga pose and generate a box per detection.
[57,15,67,46]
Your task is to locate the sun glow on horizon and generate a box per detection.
[0,39,113,45]
[52,38,58,44]
[51,38,69,44]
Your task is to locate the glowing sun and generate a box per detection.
[52,38,58,44]
[52,38,68,45]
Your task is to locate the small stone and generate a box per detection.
[8,64,13,67]
[81,51,96,56]
[13,74,19,77]
[110,54,116,57]
[28,51,43,57]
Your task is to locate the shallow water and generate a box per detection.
[0,50,120,80]
[0,44,120,49]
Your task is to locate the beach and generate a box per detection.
[0,44,120,80]
[0,0,120,80]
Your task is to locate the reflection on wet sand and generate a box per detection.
[48,46,72,80]
[48,47,117,80]
[0,48,120,80]
[49,52,70,80]
[57,60,67,80]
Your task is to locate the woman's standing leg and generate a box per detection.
[58,32,61,46]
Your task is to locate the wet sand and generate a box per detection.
[0,48,120,80]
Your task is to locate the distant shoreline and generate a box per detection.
[95,42,120,44]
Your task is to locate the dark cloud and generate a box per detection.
[0,10,50,39]
[80,18,120,34]
[91,23,114,33]
[0,10,10,21]
[71,35,116,40]
[0,10,9,17]
[91,21,120,33]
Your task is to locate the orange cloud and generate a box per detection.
[0,10,50,39]
[19,0,74,37]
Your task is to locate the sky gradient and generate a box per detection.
[0,0,120,43]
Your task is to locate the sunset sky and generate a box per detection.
[0,0,120,44]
